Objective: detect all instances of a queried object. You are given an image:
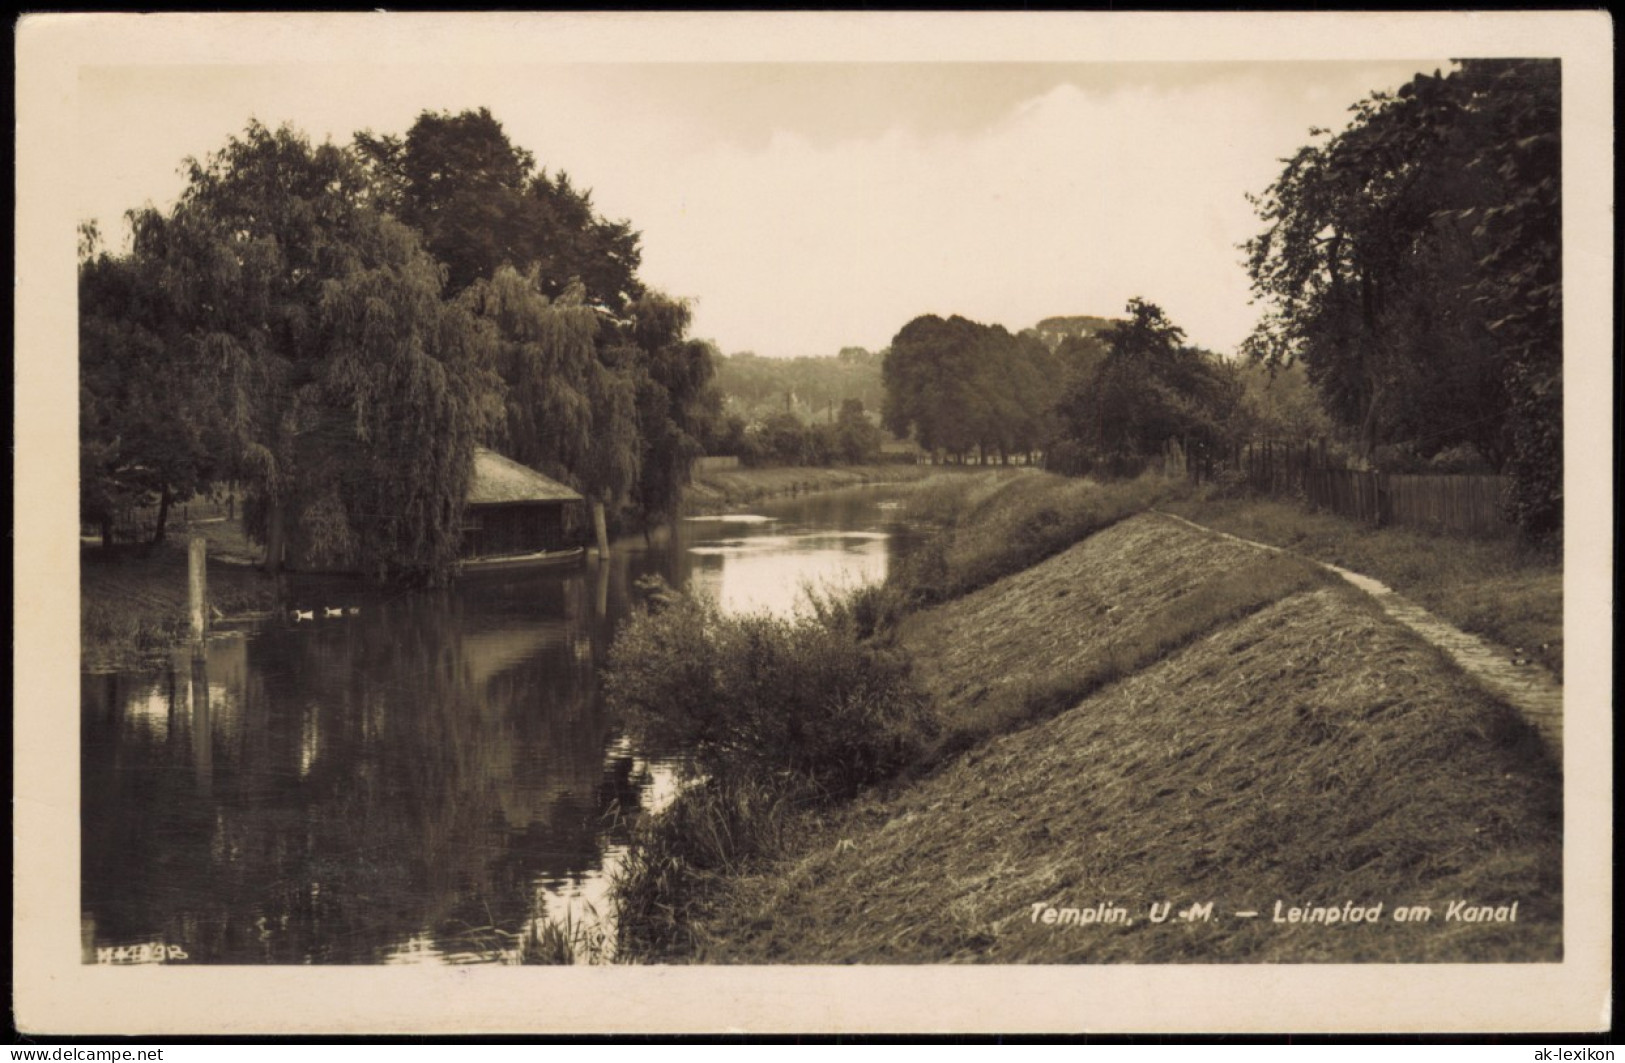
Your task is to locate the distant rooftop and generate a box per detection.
[467,448,584,505]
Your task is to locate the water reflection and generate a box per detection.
[687,530,890,615]
[82,483,915,964]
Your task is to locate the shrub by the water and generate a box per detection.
[605,580,939,959]
[605,580,937,799]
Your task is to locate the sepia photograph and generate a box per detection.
[13,11,1613,1035]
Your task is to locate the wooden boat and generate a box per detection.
[456,546,587,576]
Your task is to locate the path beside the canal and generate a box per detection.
[670,510,1563,964]
[1155,510,1563,758]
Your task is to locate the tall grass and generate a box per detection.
[604,579,939,960]
[81,531,281,672]
[515,905,610,965]
[611,777,805,961]
[80,599,187,664]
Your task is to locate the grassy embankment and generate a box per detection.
[606,470,1562,964]
[683,462,932,514]
[1162,492,1563,679]
[81,518,280,673]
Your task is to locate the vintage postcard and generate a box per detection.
[13,11,1613,1035]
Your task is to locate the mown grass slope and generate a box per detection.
[671,517,1561,964]
[900,514,1323,755]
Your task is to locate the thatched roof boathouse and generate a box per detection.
[459,448,586,571]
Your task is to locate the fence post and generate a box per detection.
[188,536,208,645]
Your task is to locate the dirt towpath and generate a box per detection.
[1155,511,1563,757]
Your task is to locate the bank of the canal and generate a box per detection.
[618,480,1564,964]
[80,519,281,674]
[684,462,932,514]
[81,468,933,671]
[80,471,1566,966]
[80,482,923,965]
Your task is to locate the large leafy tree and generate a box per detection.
[514,170,644,311]
[623,292,716,527]
[1228,360,1336,445]
[458,267,597,488]
[355,108,534,296]
[120,120,501,582]
[360,109,703,531]
[834,398,885,464]
[1244,60,1560,540]
[85,107,712,577]
[79,231,225,549]
[882,314,979,459]
[356,108,643,309]
[1455,60,1562,540]
[1055,298,1240,476]
[882,314,1056,463]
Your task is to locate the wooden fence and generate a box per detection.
[1174,439,1513,537]
[1384,473,1512,537]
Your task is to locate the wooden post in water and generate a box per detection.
[189,650,213,797]
[592,500,610,562]
[188,536,208,645]
[596,555,610,619]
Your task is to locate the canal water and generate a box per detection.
[80,484,917,965]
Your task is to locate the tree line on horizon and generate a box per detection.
[697,347,892,468]
[80,57,1562,579]
[80,108,717,582]
[879,59,1562,544]
[879,299,1259,475]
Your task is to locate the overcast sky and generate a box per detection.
[78,60,1451,359]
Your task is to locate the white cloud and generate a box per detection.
[629,68,1436,356]
[77,61,1446,358]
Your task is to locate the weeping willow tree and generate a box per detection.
[457,265,655,544]
[121,121,502,582]
[361,109,716,534]
[621,291,715,528]
[459,266,596,487]
[315,220,504,581]
[456,265,711,534]
[581,346,644,516]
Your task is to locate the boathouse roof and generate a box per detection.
[467,448,585,506]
